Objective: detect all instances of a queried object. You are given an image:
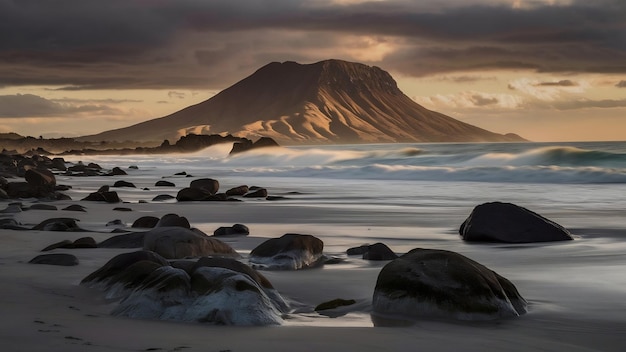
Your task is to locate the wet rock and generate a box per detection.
[32,218,85,232]
[113,180,136,188]
[176,187,212,201]
[62,204,87,212]
[73,236,98,248]
[113,207,133,212]
[29,253,79,266]
[362,243,398,261]
[249,233,324,270]
[99,232,147,248]
[131,216,160,228]
[152,194,176,202]
[29,203,59,211]
[106,219,124,227]
[155,214,190,228]
[41,239,74,252]
[315,298,356,311]
[213,224,250,237]
[372,248,527,322]
[225,185,249,196]
[460,201,574,243]
[143,227,239,259]
[82,191,121,203]
[189,178,219,195]
[155,180,175,187]
[244,188,268,198]
[108,167,127,176]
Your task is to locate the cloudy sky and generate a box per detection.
[0,0,625,141]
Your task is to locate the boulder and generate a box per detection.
[5,182,37,198]
[73,236,98,248]
[249,233,324,270]
[315,298,356,311]
[62,204,87,212]
[189,178,219,194]
[176,187,211,201]
[51,158,67,171]
[82,191,121,203]
[32,218,84,232]
[213,224,250,237]
[81,250,169,287]
[113,180,136,188]
[155,213,190,228]
[143,227,239,259]
[362,243,398,261]
[372,248,527,321]
[29,253,79,266]
[155,180,175,187]
[29,203,57,211]
[225,185,249,196]
[41,239,74,252]
[152,194,176,202]
[460,202,574,243]
[99,232,147,248]
[131,216,160,228]
[244,188,268,198]
[108,167,127,176]
[24,168,56,193]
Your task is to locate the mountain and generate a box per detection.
[80,59,525,144]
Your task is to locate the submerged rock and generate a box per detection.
[460,201,574,243]
[249,233,324,270]
[372,248,527,322]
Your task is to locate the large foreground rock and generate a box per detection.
[143,227,239,259]
[249,233,323,270]
[372,248,527,321]
[83,253,286,325]
[460,201,574,243]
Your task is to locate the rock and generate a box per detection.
[225,185,249,196]
[230,137,280,155]
[362,243,398,261]
[62,204,87,212]
[372,248,527,322]
[155,214,190,228]
[1,202,24,213]
[176,187,212,201]
[205,193,228,201]
[249,233,324,270]
[5,182,37,198]
[129,165,139,170]
[41,239,74,252]
[106,219,124,227]
[109,167,127,176]
[266,196,288,201]
[174,171,187,176]
[99,232,147,248]
[460,201,574,243]
[192,257,274,289]
[97,185,110,193]
[213,224,250,237]
[155,180,175,187]
[81,250,169,287]
[24,168,56,194]
[51,157,67,171]
[29,203,57,211]
[82,191,121,203]
[113,207,133,212]
[244,188,268,198]
[143,227,239,259]
[73,237,98,248]
[0,218,24,230]
[32,218,84,232]
[315,298,356,311]
[29,253,79,266]
[0,188,8,199]
[131,216,160,228]
[346,244,369,256]
[189,178,219,194]
[113,180,136,188]
[152,194,176,202]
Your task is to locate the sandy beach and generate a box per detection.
[2,144,626,351]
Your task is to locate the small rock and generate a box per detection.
[29,253,79,266]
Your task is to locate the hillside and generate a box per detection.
[80,60,524,144]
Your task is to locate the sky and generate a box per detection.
[0,0,625,142]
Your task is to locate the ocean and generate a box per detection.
[57,141,626,332]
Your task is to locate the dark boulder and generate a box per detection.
[73,236,98,248]
[108,167,127,176]
[32,218,84,232]
[82,191,121,203]
[155,180,175,187]
[131,216,160,228]
[29,253,79,266]
[24,168,56,193]
[51,158,67,171]
[29,203,57,211]
[62,204,87,212]
[152,194,176,202]
[113,180,136,188]
[143,227,239,259]
[213,224,250,237]
[155,213,190,228]
[225,185,249,196]
[244,188,268,198]
[81,250,169,286]
[5,182,37,198]
[176,187,211,201]
[41,239,74,252]
[315,298,356,311]
[99,232,147,248]
[372,248,527,321]
[460,202,574,243]
[346,244,369,256]
[362,243,398,261]
[189,178,219,194]
[230,137,280,155]
[249,233,324,270]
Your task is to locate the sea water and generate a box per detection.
[65,141,626,328]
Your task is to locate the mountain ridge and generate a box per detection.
[79,59,525,144]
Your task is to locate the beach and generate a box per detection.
[1,142,626,351]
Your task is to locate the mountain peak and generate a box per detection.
[80,59,525,144]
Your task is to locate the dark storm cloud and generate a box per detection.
[0,94,122,117]
[0,0,624,89]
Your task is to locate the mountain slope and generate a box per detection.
[81,60,524,144]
